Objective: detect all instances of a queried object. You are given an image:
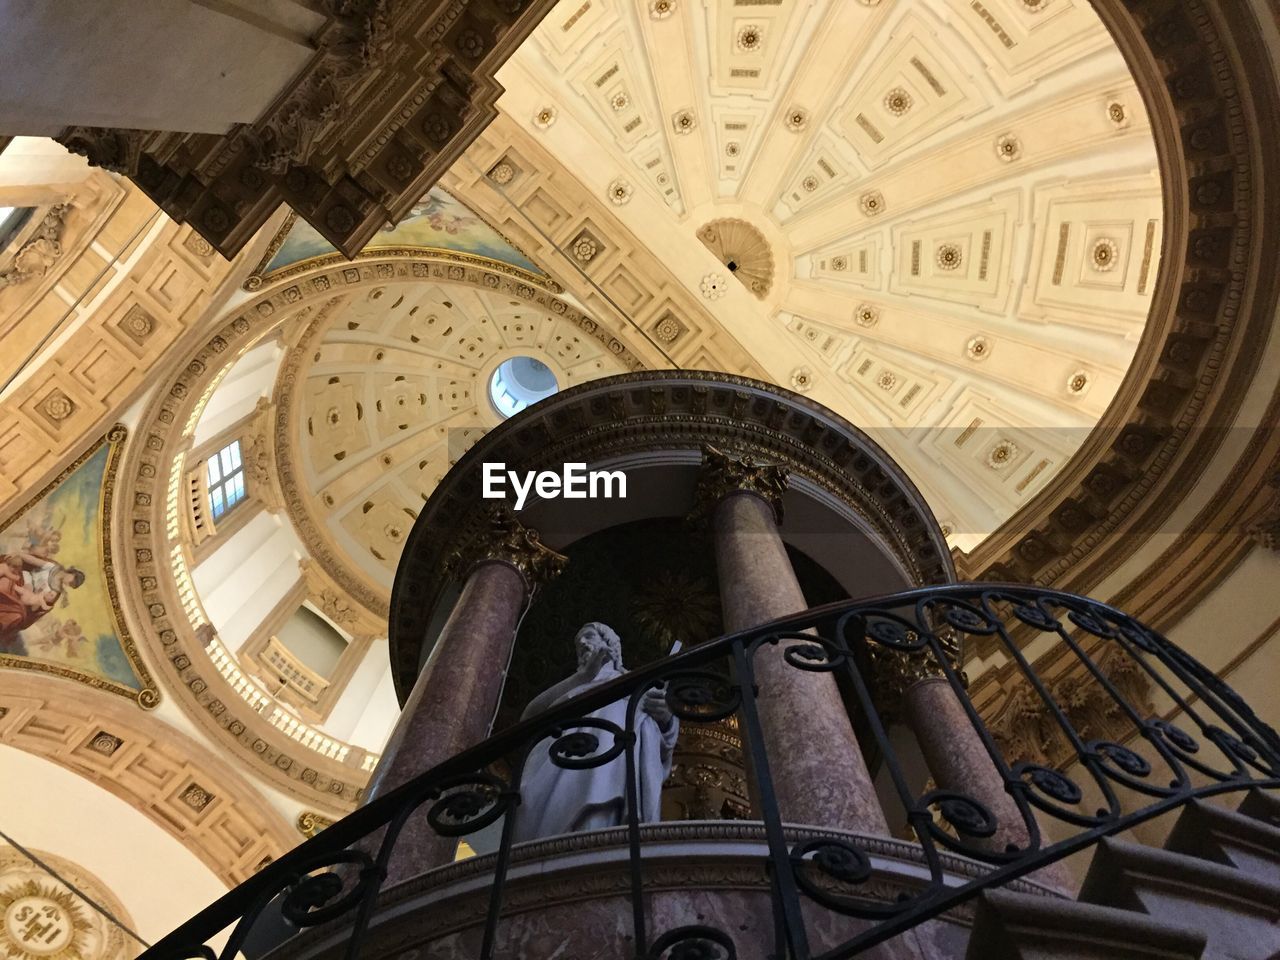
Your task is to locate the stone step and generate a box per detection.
[1237,787,1280,829]
[1079,837,1280,960]
[964,888,1206,960]
[1164,798,1280,885]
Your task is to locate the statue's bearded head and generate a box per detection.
[574,622,623,671]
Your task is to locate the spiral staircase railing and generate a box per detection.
[141,584,1280,960]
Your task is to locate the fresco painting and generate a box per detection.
[264,187,544,276]
[0,437,148,697]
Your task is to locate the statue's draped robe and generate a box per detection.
[513,664,679,842]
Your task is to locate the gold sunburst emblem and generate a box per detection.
[0,881,92,960]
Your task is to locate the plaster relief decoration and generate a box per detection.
[245,188,545,290]
[0,848,132,960]
[696,220,774,299]
[482,0,1166,552]
[279,275,637,606]
[0,204,72,290]
[0,429,157,707]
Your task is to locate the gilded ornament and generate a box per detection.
[784,107,809,132]
[446,507,567,589]
[1067,370,1090,395]
[1106,100,1130,128]
[690,445,789,525]
[987,440,1019,469]
[965,335,992,361]
[607,179,634,205]
[736,25,763,51]
[1090,237,1120,272]
[859,190,885,217]
[883,88,913,116]
[995,134,1022,162]
[935,244,963,271]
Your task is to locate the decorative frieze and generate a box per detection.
[57,0,561,259]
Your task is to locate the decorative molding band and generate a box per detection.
[0,671,296,886]
[388,371,955,701]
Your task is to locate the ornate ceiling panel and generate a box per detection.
[494,0,1164,550]
[280,274,639,604]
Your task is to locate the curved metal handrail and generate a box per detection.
[141,584,1280,960]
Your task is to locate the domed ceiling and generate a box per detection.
[489,0,1165,550]
[278,278,637,607]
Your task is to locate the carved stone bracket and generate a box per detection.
[691,444,790,526]
[56,0,561,258]
[445,507,567,591]
[0,202,72,289]
[985,647,1155,770]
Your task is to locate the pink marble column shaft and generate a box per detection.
[713,491,889,834]
[905,677,1074,892]
[364,560,528,880]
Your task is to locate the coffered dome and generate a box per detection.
[492,0,1165,550]
[277,275,637,608]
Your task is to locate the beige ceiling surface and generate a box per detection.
[287,281,635,596]
[494,0,1164,549]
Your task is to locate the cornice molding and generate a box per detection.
[387,370,955,700]
[956,0,1280,603]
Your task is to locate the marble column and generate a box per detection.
[886,656,1074,891]
[363,510,566,882]
[698,447,889,835]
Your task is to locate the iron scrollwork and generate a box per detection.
[138,584,1280,960]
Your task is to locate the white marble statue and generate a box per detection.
[512,622,679,841]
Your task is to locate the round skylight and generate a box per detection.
[489,356,559,418]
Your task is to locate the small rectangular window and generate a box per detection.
[208,440,246,521]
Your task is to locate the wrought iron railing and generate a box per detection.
[143,585,1280,960]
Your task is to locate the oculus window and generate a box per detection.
[207,440,246,520]
[489,356,559,418]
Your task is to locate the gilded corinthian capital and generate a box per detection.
[447,507,567,590]
[691,445,790,525]
[870,627,966,715]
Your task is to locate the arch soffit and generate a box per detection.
[0,671,297,887]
